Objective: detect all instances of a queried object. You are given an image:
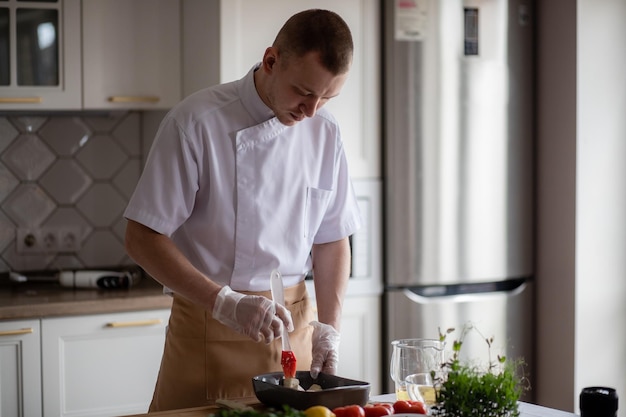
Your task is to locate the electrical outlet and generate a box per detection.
[16,227,81,254]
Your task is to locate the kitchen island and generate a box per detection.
[121,394,579,417]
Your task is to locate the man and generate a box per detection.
[124,9,361,411]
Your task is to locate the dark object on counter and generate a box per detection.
[252,371,370,410]
[58,270,141,289]
[6,268,141,290]
[580,386,618,417]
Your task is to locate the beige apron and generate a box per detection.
[149,281,315,412]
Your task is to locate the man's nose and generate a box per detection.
[301,97,321,117]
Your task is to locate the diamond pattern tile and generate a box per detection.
[0,113,142,273]
[76,183,126,228]
[40,160,92,204]
[0,163,19,204]
[76,134,127,180]
[113,158,141,199]
[0,211,15,253]
[82,112,127,133]
[112,112,141,156]
[0,117,19,153]
[44,207,93,240]
[78,230,126,266]
[10,116,48,133]
[40,117,91,156]
[112,216,127,242]
[3,242,55,271]
[51,254,84,270]
[2,184,56,227]
[1,134,56,181]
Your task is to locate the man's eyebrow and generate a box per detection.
[295,84,340,99]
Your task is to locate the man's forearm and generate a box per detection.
[311,237,351,330]
[124,219,222,310]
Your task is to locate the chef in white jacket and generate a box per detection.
[124,9,361,412]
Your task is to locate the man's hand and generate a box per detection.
[310,320,341,378]
[212,286,293,344]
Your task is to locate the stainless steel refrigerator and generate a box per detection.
[382,0,535,399]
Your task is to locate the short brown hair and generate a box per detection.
[273,9,353,74]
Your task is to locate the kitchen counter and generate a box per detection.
[121,395,579,417]
[0,274,172,320]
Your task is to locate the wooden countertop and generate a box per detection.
[0,274,172,320]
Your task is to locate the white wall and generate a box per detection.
[536,1,626,415]
[576,0,626,411]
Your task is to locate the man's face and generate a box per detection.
[260,49,349,126]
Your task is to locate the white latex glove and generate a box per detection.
[212,286,293,344]
[309,320,340,378]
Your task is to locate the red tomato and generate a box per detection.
[363,404,393,417]
[393,400,427,415]
[332,405,365,417]
[368,403,393,413]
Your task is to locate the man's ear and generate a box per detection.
[262,46,278,72]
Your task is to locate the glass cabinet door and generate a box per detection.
[0,0,81,109]
[1,0,59,87]
[16,5,59,86]
[0,6,9,85]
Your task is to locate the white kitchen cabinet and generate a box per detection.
[81,0,181,110]
[337,295,382,395]
[0,0,81,110]
[306,286,383,394]
[0,319,42,417]
[41,309,170,417]
[219,0,381,179]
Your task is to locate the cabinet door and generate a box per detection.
[219,0,381,179]
[337,295,382,395]
[0,0,81,110]
[82,0,181,110]
[41,309,170,417]
[0,320,42,417]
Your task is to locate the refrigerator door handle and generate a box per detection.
[403,281,528,304]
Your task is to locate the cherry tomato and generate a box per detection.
[363,404,393,417]
[392,400,427,415]
[332,405,365,417]
[368,403,393,413]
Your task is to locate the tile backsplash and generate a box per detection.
[0,112,147,273]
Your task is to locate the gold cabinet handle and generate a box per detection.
[0,97,43,104]
[105,318,163,328]
[0,328,34,336]
[108,95,160,103]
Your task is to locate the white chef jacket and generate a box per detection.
[124,65,362,291]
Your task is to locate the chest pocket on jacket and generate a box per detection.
[304,187,332,238]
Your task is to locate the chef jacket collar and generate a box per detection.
[240,63,276,125]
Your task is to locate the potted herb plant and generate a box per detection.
[432,325,530,417]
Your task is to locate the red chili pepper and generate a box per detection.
[281,350,297,378]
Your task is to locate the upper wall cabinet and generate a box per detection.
[0,0,81,110]
[82,0,181,110]
[219,0,381,179]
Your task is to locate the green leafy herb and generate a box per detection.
[211,404,306,417]
[432,324,530,417]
